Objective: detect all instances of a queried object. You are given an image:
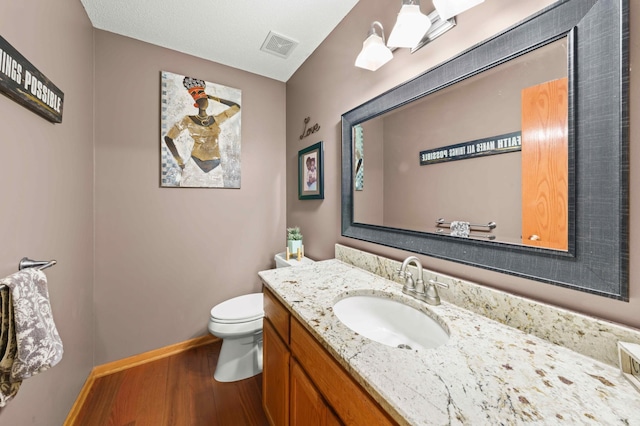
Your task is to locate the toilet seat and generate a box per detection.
[210,293,264,324]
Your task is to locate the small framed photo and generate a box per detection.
[298,141,324,200]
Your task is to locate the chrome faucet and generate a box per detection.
[397,256,448,305]
[398,256,425,295]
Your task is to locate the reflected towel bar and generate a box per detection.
[436,229,496,240]
[436,218,497,230]
[18,257,57,271]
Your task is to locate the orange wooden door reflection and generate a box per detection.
[521,77,569,250]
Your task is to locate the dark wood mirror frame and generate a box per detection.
[341,0,629,299]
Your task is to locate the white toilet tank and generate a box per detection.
[274,251,314,268]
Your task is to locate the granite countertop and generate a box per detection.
[258,259,640,426]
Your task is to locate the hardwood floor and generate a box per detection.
[74,340,269,425]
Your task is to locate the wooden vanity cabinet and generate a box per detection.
[262,287,398,426]
[263,319,290,426]
[290,359,342,426]
[263,288,291,426]
[290,319,396,426]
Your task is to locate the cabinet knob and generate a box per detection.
[529,234,541,241]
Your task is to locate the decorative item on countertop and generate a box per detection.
[618,342,640,392]
[450,221,471,238]
[286,227,304,261]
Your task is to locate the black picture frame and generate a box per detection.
[299,141,324,200]
[341,0,629,300]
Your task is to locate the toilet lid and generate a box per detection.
[210,293,264,323]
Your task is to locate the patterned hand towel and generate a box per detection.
[450,221,471,238]
[0,286,20,407]
[0,269,63,382]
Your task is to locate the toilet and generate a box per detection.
[208,252,314,382]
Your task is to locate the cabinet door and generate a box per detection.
[263,319,290,426]
[290,319,397,425]
[290,359,343,426]
[325,406,342,426]
[264,287,290,344]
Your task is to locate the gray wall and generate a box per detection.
[286,0,640,329]
[0,0,95,424]
[93,31,287,364]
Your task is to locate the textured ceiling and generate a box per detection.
[80,0,360,82]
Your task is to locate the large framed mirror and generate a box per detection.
[341,0,629,299]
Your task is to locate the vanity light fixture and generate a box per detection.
[433,0,485,21]
[387,0,432,49]
[355,21,394,71]
[411,10,457,53]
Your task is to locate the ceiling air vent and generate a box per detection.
[260,31,298,59]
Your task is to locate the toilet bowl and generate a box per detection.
[208,293,264,382]
[209,252,314,382]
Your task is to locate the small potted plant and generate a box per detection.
[287,227,303,256]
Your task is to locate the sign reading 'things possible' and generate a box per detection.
[419,131,522,166]
[0,35,64,123]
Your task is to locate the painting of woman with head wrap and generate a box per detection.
[160,71,242,188]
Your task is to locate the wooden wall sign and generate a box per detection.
[0,35,64,123]
[419,131,521,166]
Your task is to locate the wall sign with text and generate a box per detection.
[299,116,320,140]
[419,131,522,166]
[0,35,64,123]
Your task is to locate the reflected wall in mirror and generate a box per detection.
[341,0,629,299]
[353,38,569,250]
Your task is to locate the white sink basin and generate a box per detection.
[333,295,449,350]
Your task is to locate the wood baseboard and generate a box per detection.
[64,374,97,426]
[64,334,219,426]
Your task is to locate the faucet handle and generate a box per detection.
[397,268,412,279]
[397,268,416,294]
[420,279,448,305]
[428,279,449,289]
